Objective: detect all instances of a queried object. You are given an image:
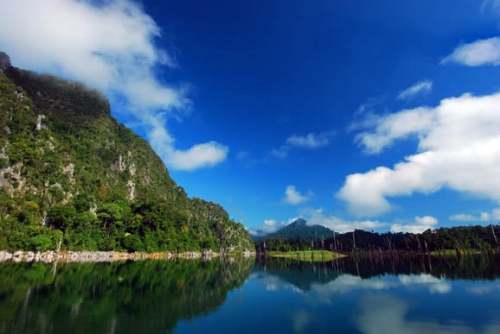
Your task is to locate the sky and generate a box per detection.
[2,0,500,235]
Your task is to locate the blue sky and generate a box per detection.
[2,0,500,234]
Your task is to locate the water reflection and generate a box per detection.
[244,255,500,334]
[254,254,500,292]
[2,255,500,334]
[0,258,255,334]
[357,294,500,334]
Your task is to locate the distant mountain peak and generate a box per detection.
[290,218,307,226]
[262,218,333,240]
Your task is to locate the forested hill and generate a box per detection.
[257,225,500,254]
[255,218,334,241]
[0,52,253,253]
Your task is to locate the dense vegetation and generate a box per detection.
[0,52,253,253]
[256,224,500,254]
[0,258,255,333]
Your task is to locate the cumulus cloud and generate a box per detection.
[340,92,500,216]
[391,216,438,234]
[284,185,310,205]
[0,0,227,170]
[450,208,500,222]
[441,37,500,66]
[307,209,387,233]
[355,107,435,154]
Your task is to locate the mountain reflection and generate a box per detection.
[0,258,254,334]
[253,254,500,294]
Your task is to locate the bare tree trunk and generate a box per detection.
[56,237,62,252]
[492,224,498,245]
[352,231,356,252]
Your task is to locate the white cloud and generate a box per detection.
[391,216,438,234]
[248,217,302,237]
[0,0,227,171]
[340,92,500,216]
[284,185,310,205]
[270,131,334,159]
[355,107,435,154]
[397,80,433,101]
[441,37,500,66]
[248,219,288,236]
[307,209,387,233]
[286,131,334,149]
[450,208,500,222]
[166,142,228,171]
[287,216,301,225]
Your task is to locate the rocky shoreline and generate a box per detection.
[0,250,256,263]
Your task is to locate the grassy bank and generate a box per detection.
[267,250,345,262]
[429,249,487,256]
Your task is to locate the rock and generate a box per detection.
[0,250,248,263]
[0,251,13,261]
[13,251,23,259]
[26,251,35,262]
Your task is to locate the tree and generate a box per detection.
[47,205,76,232]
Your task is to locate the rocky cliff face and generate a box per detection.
[0,53,254,253]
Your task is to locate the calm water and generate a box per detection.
[1,255,500,333]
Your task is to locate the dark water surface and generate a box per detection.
[1,255,500,333]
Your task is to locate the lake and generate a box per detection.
[1,254,500,333]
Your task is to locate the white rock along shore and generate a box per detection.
[0,250,256,263]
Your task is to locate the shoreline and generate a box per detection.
[0,250,256,263]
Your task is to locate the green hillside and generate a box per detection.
[253,218,334,241]
[0,52,253,253]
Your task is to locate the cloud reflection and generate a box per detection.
[466,284,500,295]
[292,309,313,334]
[399,274,452,294]
[357,294,500,334]
[252,271,453,300]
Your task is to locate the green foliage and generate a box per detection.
[47,205,76,231]
[256,225,500,254]
[0,58,254,253]
[30,234,52,251]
